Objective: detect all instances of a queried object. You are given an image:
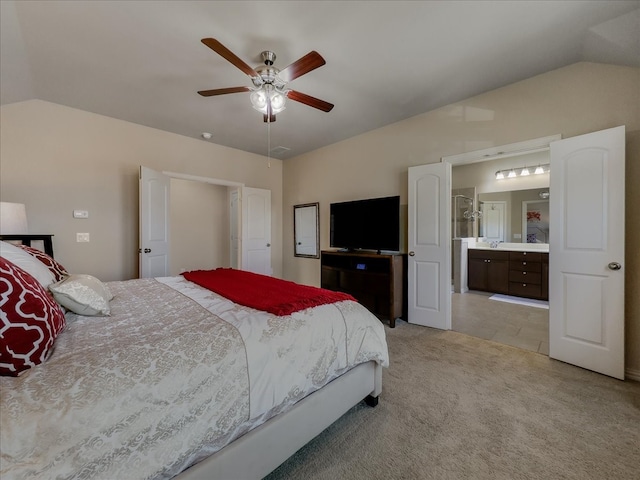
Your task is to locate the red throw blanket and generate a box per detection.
[182,268,355,316]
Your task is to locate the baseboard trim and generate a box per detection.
[625,368,640,382]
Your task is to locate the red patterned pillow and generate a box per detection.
[15,244,68,281]
[0,257,66,376]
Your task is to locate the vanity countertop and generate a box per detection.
[469,242,549,253]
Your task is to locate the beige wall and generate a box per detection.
[282,62,640,376]
[0,99,283,281]
[170,179,230,275]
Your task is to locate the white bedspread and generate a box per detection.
[0,277,388,480]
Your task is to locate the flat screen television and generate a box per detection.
[330,195,400,252]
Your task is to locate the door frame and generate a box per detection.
[162,171,244,270]
[442,134,560,330]
[521,199,550,243]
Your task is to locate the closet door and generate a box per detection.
[241,187,272,276]
[139,166,170,278]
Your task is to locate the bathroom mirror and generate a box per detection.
[478,188,550,243]
[293,203,319,258]
[452,150,550,244]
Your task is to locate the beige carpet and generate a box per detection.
[265,320,640,480]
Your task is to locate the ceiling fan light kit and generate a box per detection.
[197,38,334,122]
[250,84,287,115]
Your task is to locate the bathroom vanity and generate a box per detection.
[467,244,548,300]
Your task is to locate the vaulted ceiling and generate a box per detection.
[1,1,638,160]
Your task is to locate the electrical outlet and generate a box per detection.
[73,210,89,219]
[76,233,90,242]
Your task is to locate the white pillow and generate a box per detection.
[0,240,56,288]
[49,274,114,316]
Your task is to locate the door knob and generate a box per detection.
[144,248,151,253]
[266,243,271,247]
[608,262,622,271]
[409,251,415,256]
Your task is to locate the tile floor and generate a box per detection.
[451,290,549,354]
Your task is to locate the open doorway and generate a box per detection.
[170,178,231,275]
[446,136,557,354]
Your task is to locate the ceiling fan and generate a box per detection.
[198,38,334,122]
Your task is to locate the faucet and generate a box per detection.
[490,241,501,248]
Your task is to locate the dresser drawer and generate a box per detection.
[509,251,542,262]
[510,261,541,273]
[509,281,542,298]
[339,271,387,295]
[509,270,541,284]
[469,249,509,261]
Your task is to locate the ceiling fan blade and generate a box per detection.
[278,51,326,82]
[198,86,251,97]
[287,90,334,112]
[201,38,259,77]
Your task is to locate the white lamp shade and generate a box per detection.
[0,202,28,234]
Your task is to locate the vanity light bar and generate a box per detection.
[495,163,549,180]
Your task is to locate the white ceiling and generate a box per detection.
[1,1,638,160]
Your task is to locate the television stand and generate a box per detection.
[321,250,406,328]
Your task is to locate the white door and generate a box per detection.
[549,126,625,379]
[139,166,170,278]
[408,162,451,329]
[241,187,272,275]
[480,201,506,242]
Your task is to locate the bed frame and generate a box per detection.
[176,361,382,480]
[0,234,382,479]
[0,234,55,257]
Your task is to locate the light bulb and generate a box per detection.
[270,91,286,113]
[534,165,545,174]
[250,89,268,112]
[496,171,505,180]
[520,167,530,176]
[507,169,517,178]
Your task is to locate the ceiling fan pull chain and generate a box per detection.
[267,111,271,168]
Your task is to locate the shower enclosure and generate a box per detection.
[451,188,480,283]
[451,193,476,238]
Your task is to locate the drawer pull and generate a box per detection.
[523,272,527,275]
[523,283,527,287]
[522,262,527,265]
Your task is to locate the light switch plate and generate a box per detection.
[73,210,89,218]
[76,233,90,242]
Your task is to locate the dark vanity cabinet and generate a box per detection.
[467,250,510,294]
[508,251,548,300]
[468,249,549,300]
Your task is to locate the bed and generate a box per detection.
[0,239,389,480]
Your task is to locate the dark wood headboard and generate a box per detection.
[0,234,55,258]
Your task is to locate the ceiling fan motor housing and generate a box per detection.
[253,51,284,88]
[261,50,276,65]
